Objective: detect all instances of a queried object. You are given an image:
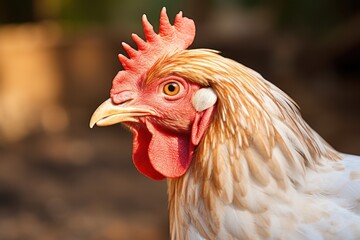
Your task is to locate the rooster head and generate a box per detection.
[90,8,217,180]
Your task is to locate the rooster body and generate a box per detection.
[170,155,360,239]
[90,9,360,239]
[170,155,360,240]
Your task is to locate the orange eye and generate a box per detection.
[163,82,180,96]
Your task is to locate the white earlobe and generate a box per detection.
[192,88,217,112]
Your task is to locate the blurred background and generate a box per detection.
[0,0,359,239]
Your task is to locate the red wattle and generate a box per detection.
[132,125,166,180]
[131,120,194,180]
[146,121,194,178]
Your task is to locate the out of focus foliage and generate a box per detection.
[214,0,360,34]
[1,0,359,34]
[0,0,36,23]
[0,0,186,29]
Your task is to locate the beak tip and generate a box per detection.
[89,119,97,129]
[89,113,99,128]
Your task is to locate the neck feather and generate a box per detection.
[153,49,340,238]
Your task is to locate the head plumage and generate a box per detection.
[110,7,196,100]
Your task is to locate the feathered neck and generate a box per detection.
[192,55,340,189]
[148,49,340,239]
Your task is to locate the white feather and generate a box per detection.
[191,88,217,112]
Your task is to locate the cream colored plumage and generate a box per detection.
[149,49,360,239]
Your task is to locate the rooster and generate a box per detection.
[90,8,360,239]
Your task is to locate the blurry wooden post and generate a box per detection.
[0,23,68,143]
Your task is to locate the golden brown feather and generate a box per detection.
[147,49,342,238]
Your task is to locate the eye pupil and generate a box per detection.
[163,82,180,96]
[168,84,176,92]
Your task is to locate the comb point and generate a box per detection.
[131,33,147,50]
[174,11,184,27]
[142,14,157,42]
[118,54,131,70]
[121,42,137,58]
[159,7,172,36]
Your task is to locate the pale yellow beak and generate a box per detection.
[89,98,156,128]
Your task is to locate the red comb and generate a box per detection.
[110,7,196,100]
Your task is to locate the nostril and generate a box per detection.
[111,91,134,105]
